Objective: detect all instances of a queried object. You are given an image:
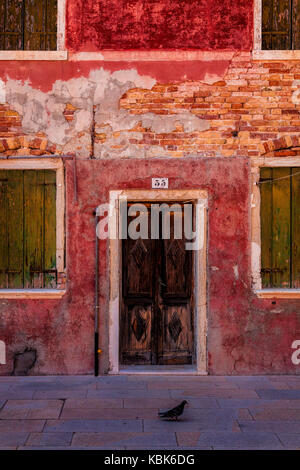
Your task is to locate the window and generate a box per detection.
[262,0,300,50]
[0,158,65,298]
[260,167,300,289]
[0,0,57,51]
[0,169,57,288]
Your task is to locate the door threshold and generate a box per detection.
[116,365,207,376]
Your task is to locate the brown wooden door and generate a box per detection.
[121,202,194,365]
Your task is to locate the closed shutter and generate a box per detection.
[262,0,300,50]
[260,167,300,288]
[25,0,57,51]
[0,0,57,51]
[0,0,23,50]
[0,170,56,289]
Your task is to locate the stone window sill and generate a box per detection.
[0,289,66,299]
[252,50,300,61]
[0,51,68,61]
[255,289,300,299]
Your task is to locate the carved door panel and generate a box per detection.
[121,202,194,365]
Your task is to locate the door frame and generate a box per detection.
[108,189,208,375]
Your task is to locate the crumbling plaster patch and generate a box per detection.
[2,67,211,157]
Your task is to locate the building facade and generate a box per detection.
[0,0,300,375]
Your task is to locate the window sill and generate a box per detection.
[252,49,300,61]
[0,289,66,299]
[0,51,68,61]
[255,289,300,299]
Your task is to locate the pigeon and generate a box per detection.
[158,400,188,421]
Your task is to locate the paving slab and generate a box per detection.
[0,420,45,432]
[64,398,124,409]
[32,390,87,399]
[0,432,29,447]
[171,389,259,399]
[0,400,63,419]
[26,432,73,447]
[256,389,300,400]
[60,408,158,420]
[238,421,300,433]
[124,397,218,409]
[196,431,283,449]
[87,389,171,399]
[44,419,143,433]
[249,408,300,421]
[218,398,300,409]
[71,432,177,448]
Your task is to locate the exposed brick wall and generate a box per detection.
[0,105,22,138]
[100,53,300,159]
[3,53,300,161]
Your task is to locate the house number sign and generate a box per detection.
[152,178,169,189]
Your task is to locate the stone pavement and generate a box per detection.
[0,374,300,449]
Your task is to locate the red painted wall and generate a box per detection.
[1,157,300,375]
[66,0,253,51]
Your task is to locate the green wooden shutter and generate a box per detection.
[0,170,56,289]
[25,0,57,51]
[260,167,300,288]
[292,168,300,287]
[262,0,292,50]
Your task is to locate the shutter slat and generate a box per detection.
[46,0,57,51]
[24,0,57,51]
[0,171,8,288]
[292,168,300,287]
[44,170,56,288]
[0,0,23,51]
[292,0,300,49]
[260,168,273,288]
[262,0,291,50]
[272,167,291,288]
[24,170,45,288]
[7,170,24,288]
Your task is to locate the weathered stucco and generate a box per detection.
[66,0,253,51]
[1,157,300,376]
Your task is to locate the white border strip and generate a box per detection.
[69,51,235,62]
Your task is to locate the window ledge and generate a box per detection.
[0,289,66,299]
[255,289,300,299]
[0,51,68,61]
[252,49,300,61]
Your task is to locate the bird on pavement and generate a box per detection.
[158,400,188,421]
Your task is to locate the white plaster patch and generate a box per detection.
[0,79,6,104]
[233,265,239,280]
[111,69,156,90]
[292,80,300,105]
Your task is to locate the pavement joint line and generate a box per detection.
[246,407,255,421]
[274,432,286,448]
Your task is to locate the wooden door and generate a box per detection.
[121,202,194,365]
